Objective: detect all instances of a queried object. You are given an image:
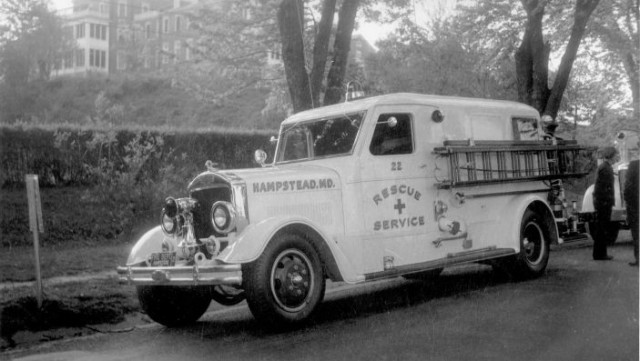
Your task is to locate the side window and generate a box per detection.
[370,113,413,155]
[512,117,540,140]
[282,129,309,161]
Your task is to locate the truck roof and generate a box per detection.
[282,93,538,125]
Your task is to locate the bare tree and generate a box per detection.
[515,0,600,119]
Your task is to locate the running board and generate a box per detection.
[560,233,590,243]
[364,247,516,281]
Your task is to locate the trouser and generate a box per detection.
[593,207,612,259]
[628,207,639,262]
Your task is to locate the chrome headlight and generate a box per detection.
[163,197,178,218]
[160,210,177,235]
[210,201,237,234]
[161,197,188,236]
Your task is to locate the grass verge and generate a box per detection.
[1,278,139,348]
[0,242,140,349]
[0,243,130,283]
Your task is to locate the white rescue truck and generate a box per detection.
[117,93,595,327]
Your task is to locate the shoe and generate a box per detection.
[629,261,639,267]
[594,256,614,261]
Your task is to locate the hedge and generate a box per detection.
[0,126,277,246]
[0,126,275,188]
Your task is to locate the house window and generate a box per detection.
[89,49,107,68]
[75,23,85,38]
[99,3,107,13]
[163,18,169,33]
[145,23,152,39]
[175,16,181,32]
[118,2,127,17]
[89,24,107,40]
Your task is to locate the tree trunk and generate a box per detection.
[515,0,550,114]
[323,0,360,106]
[516,0,600,120]
[545,0,600,118]
[277,0,312,113]
[309,0,336,107]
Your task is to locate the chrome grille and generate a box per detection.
[190,187,232,240]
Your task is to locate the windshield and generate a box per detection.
[276,111,365,163]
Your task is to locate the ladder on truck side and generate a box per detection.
[433,139,594,188]
[433,139,596,242]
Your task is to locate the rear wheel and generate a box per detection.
[243,232,325,325]
[137,286,211,327]
[508,209,550,280]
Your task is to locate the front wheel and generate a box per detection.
[242,232,326,325]
[508,209,550,280]
[137,286,212,327]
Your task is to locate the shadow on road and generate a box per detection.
[158,266,523,339]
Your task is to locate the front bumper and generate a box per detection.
[117,262,242,286]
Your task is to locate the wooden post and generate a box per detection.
[25,174,45,309]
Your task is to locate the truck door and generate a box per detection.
[358,105,450,274]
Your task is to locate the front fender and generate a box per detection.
[126,226,178,265]
[581,185,595,212]
[218,216,327,264]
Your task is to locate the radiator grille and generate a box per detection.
[190,187,231,240]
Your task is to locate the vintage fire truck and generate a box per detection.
[117,93,595,327]
[580,129,639,243]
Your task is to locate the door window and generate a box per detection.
[370,113,413,155]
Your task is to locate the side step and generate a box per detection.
[364,247,516,281]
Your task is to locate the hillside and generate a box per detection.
[0,74,284,131]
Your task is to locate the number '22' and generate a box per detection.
[391,161,402,171]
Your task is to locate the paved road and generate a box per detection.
[5,238,639,361]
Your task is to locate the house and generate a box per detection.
[54,0,375,79]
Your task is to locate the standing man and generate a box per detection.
[593,146,619,261]
[624,146,638,266]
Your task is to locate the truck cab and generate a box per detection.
[118,93,594,327]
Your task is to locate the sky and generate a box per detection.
[51,0,72,11]
[357,0,457,46]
